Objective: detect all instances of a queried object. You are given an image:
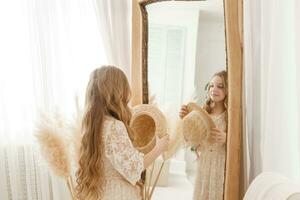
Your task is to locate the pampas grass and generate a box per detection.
[141,104,184,200]
[36,128,71,178]
[35,111,71,178]
[159,104,184,160]
[163,119,184,160]
[35,110,75,199]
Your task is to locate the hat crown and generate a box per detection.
[182,102,215,147]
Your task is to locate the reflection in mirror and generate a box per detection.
[145,0,226,199]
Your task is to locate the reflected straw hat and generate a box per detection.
[182,102,215,147]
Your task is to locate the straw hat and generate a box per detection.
[159,104,184,160]
[182,102,215,147]
[130,104,167,154]
[162,119,184,160]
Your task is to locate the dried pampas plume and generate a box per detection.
[163,119,184,160]
[35,110,75,199]
[35,111,71,178]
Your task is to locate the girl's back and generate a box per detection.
[100,117,144,200]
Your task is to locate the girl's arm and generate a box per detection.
[143,135,169,169]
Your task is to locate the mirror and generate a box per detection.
[141,0,228,199]
[132,0,243,199]
[147,0,226,106]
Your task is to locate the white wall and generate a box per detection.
[147,3,200,106]
[147,2,201,177]
[194,8,226,105]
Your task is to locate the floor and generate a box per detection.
[152,173,194,200]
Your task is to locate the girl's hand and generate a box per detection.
[179,105,190,119]
[156,135,169,153]
[210,128,226,144]
[144,135,169,169]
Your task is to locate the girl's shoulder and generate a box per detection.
[103,116,128,139]
[104,116,124,128]
[104,115,115,122]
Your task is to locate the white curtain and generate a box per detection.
[0,0,107,144]
[93,0,132,79]
[0,0,111,199]
[0,0,132,198]
[243,0,300,195]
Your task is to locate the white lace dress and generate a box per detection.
[101,117,144,200]
[193,112,227,200]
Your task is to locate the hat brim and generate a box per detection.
[131,104,167,138]
[130,104,168,153]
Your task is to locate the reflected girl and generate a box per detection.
[179,70,228,200]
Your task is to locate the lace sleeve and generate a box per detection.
[105,120,144,185]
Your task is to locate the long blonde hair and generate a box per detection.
[75,66,133,200]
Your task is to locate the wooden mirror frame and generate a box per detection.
[131,0,243,199]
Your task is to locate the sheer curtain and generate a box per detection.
[243,0,300,195]
[0,0,107,144]
[93,0,131,79]
[0,0,131,199]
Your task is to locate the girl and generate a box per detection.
[76,66,169,200]
[179,70,227,200]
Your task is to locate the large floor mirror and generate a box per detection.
[131,0,243,199]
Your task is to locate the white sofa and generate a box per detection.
[244,172,300,200]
